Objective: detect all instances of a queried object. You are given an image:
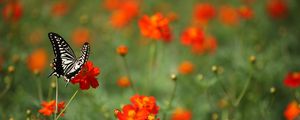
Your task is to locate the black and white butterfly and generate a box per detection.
[48,32,90,86]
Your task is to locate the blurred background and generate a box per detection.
[0,0,300,119]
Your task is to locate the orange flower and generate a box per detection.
[27,48,48,73]
[103,0,121,11]
[51,1,69,17]
[238,6,254,20]
[117,76,131,88]
[178,61,194,75]
[39,100,65,116]
[110,0,139,28]
[138,13,172,42]
[130,94,159,114]
[2,1,23,22]
[115,94,160,120]
[181,27,205,46]
[266,0,288,19]
[192,35,217,54]
[116,45,128,56]
[71,27,90,46]
[193,3,216,25]
[219,5,239,26]
[284,101,300,120]
[171,108,192,120]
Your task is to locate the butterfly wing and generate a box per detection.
[64,42,90,82]
[48,32,77,78]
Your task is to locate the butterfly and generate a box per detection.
[48,32,90,86]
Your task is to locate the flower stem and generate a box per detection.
[162,79,177,120]
[145,41,158,94]
[36,74,43,102]
[54,78,58,120]
[55,89,79,120]
[122,56,137,93]
[234,66,254,107]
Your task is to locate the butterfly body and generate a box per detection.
[48,32,90,85]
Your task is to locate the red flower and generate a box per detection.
[39,100,65,116]
[171,108,192,120]
[193,3,216,25]
[284,101,300,120]
[181,27,205,46]
[192,35,218,54]
[71,61,100,90]
[115,94,160,120]
[238,6,254,20]
[138,13,172,42]
[284,72,300,88]
[266,0,288,19]
[2,1,23,22]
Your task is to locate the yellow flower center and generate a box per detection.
[128,110,136,118]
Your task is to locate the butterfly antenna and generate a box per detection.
[65,81,69,87]
[48,71,55,78]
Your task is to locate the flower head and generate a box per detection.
[284,101,300,120]
[2,1,23,22]
[116,45,128,56]
[71,27,91,46]
[171,108,192,120]
[115,94,159,120]
[138,13,172,42]
[219,5,239,26]
[192,35,217,54]
[284,72,300,88]
[266,0,288,19]
[51,1,69,17]
[71,61,100,90]
[238,6,254,20]
[181,27,205,46]
[178,61,194,75]
[110,0,139,28]
[117,76,131,88]
[27,48,48,73]
[193,3,216,25]
[39,100,65,116]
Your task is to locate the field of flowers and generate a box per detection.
[1,0,300,120]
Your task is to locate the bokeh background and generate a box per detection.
[1,0,300,119]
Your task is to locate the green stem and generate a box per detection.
[47,80,54,100]
[234,76,252,107]
[145,41,158,94]
[122,57,137,93]
[234,66,254,107]
[36,75,43,102]
[54,78,58,120]
[216,75,234,106]
[162,80,177,120]
[55,89,79,120]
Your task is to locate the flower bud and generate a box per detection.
[249,55,256,64]
[211,65,218,74]
[8,65,15,73]
[116,45,128,57]
[171,74,177,81]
